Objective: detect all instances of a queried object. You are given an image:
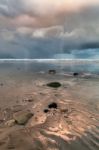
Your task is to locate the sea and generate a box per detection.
[0,59,99,74]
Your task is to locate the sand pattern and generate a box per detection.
[0,62,99,150]
[0,98,99,150]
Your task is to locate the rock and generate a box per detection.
[0,83,3,86]
[73,72,79,77]
[5,119,15,127]
[60,108,68,113]
[48,70,56,74]
[48,102,57,109]
[47,82,61,88]
[44,109,49,113]
[27,99,34,102]
[23,99,34,103]
[13,110,33,125]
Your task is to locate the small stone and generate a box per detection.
[64,115,68,118]
[66,120,72,125]
[23,99,34,103]
[35,117,38,120]
[44,109,49,113]
[13,110,33,125]
[0,83,3,86]
[28,99,34,102]
[60,109,68,113]
[5,119,15,127]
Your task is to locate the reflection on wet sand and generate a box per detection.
[0,61,99,150]
[0,98,99,150]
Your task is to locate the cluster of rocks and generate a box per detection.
[48,69,81,77]
[5,102,58,127]
[48,69,91,79]
[44,102,58,113]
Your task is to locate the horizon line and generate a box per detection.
[0,58,99,60]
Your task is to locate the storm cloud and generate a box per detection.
[0,0,99,59]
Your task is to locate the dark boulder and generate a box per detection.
[47,82,61,88]
[48,70,56,74]
[73,72,79,77]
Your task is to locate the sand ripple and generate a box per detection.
[0,100,99,150]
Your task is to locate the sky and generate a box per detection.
[0,0,99,59]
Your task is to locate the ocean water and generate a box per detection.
[0,59,99,74]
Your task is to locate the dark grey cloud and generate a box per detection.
[0,31,62,58]
[0,32,99,59]
[0,24,99,59]
[80,42,99,50]
[54,49,99,59]
[0,1,99,59]
[62,41,99,53]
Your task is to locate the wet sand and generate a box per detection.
[0,62,99,150]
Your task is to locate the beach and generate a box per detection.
[0,61,99,150]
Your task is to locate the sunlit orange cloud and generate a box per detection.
[1,0,99,29]
[23,0,99,15]
[0,15,60,29]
